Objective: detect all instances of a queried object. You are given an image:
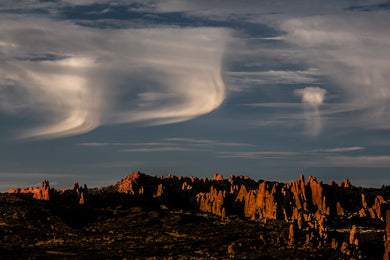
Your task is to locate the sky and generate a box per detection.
[1,0,390,190]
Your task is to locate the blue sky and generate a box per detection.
[1,0,390,190]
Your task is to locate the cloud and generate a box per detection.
[280,14,390,130]
[217,151,299,159]
[225,69,320,87]
[309,155,390,168]
[295,87,327,106]
[0,15,230,139]
[244,103,302,109]
[80,142,178,147]
[226,11,390,136]
[294,87,327,136]
[311,147,365,152]
[162,137,254,147]
[120,147,200,152]
[80,138,254,153]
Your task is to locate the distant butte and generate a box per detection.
[4,171,390,258]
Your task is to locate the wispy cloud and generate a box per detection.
[217,151,299,159]
[120,147,202,152]
[81,137,254,153]
[309,155,390,168]
[0,15,230,139]
[80,142,178,147]
[217,145,366,159]
[279,14,390,131]
[162,137,254,147]
[225,69,320,89]
[244,103,302,109]
[311,147,365,153]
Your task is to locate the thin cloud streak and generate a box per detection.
[163,138,254,147]
[244,103,302,109]
[225,69,320,85]
[120,147,201,152]
[312,147,365,153]
[80,138,254,151]
[309,155,390,168]
[80,142,178,147]
[217,151,299,159]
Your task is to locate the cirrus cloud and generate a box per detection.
[0,15,230,139]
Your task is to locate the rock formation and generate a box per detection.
[8,180,50,200]
[34,180,50,200]
[385,210,390,260]
[73,182,88,204]
[6,171,390,258]
[8,172,390,223]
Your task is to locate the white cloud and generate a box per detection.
[80,138,254,151]
[295,87,327,106]
[0,15,230,139]
[244,102,302,109]
[225,69,320,86]
[309,155,390,168]
[311,147,365,152]
[280,14,390,130]
[294,86,327,137]
[162,137,254,147]
[120,147,200,152]
[217,151,298,159]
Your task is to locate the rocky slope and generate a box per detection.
[4,171,390,259]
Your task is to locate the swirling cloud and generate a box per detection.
[0,15,229,139]
[281,14,390,129]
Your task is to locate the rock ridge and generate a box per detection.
[6,171,390,258]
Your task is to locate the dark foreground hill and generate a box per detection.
[1,171,390,259]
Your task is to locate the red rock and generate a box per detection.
[331,238,338,249]
[288,222,296,246]
[340,242,350,255]
[336,202,345,215]
[197,186,226,217]
[79,192,85,205]
[384,210,390,260]
[349,225,358,245]
[361,194,368,208]
[288,175,308,211]
[308,176,324,213]
[373,195,385,219]
[243,182,280,220]
[33,180,50,200]
[340,179,351,188]
[213,173,224,181]
[236,185,248,203]
[155,184,163,197]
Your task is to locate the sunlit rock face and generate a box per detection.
[8,172,390,222]
[6,171,390,258]
[385,210,390,260]
[8,180,50,201]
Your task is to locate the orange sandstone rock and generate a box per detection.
[33,180,50,200]
[384,210,390,260]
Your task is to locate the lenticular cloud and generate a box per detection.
[0,16,229,139]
